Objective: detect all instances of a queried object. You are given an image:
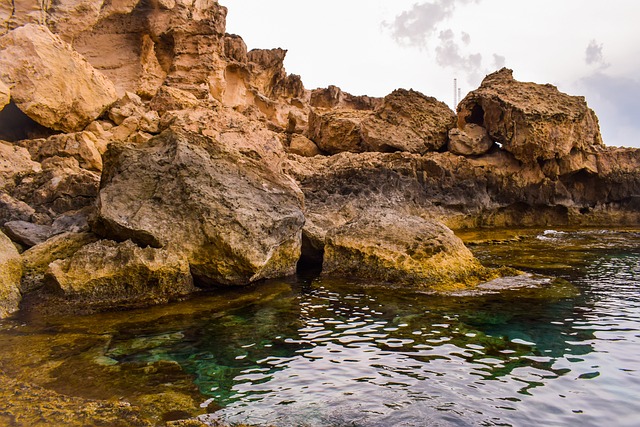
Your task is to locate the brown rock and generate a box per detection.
[0,78,8,110]
[323,210,494,289]
[46,239,196,310]
[289,134,321,157]
[457,68,603,164]
[32,132,104,171]
[362,89,456,154]
[3,220,53,247]
[0,192,35,224]
[0,229,22,318]
[20,231,99,294]
[448,123,494,156]
[0,24,118,132]
[150,86,201,114]
[93,129,305,286]
[307,109,369,154]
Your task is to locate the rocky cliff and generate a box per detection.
[0,0,639,320]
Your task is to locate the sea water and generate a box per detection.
[1,229,639,426]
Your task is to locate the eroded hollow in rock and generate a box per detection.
[296,234,323,276]
[467,103,485,126]
[0,101,57,142]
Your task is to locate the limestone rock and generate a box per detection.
[93,129,305,286]
[289,134,321,157]
[308,89,455,155]
[31,132,104,172]
[20,232,99,294]
[0,193,35,224]
[362,89,456,154]
[12,156,100,216]
[0,229,22,318]
[448,124,494,156]
[323,210,491,289]
[0,78,8,110]
[307,109,369,154]
[3,220,53,247]
[309,85,381,111]
[47,239,195,309]
[0,24,118,132]
[0,140,41,191]
[150,86,201,114]
[457,68,603,164]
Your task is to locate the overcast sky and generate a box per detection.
[221,0,640,148]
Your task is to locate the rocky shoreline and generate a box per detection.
[1,0,639,425]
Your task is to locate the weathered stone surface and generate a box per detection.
[307,109,370,154]
[94,129,305,286]
[323,210,493,289]
[457,68,603,164]
[362,89,456,154]
[0,24,117,132]
[448,123,494,156]
[0,140,41,191]
[309,85,381,111]
[46,239,195,309]
[0,192,35,224]
[0,78,8,110]
[3,220,53,247]
[21,232,99,294]
[289,134,321,157]
[30,132,104,172]
[12,156,100,215]
[0,229,22,318]
[308,89,455,155]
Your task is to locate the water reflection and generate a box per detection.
[1,229,639,426]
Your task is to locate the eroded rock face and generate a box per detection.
[307,89,455,154]
[0,79,8,110]
[0,24,118,132]
[457,68,603,164]
[448,123,494,156]
[94,129,305,285]
[47,239,195,309]
[323,210,492,289]
[0,230,22,318]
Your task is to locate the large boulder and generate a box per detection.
[307,89,455,155]
[457,68,603,164]
[93,129,305,285]
[361,89,456,153]
[0,24,118,132]
[448,123,494,156]
[0,229,22,318]
[322,210,497,289]
[46,239,195,310]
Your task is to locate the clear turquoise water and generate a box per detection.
[3,229,640,426]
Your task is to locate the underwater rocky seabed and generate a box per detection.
[1,228,639,427]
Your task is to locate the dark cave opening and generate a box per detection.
[0,101,56,142]
[467,103,485,126]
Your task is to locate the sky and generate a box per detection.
[221,0,640,148]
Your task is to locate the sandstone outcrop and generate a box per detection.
[0,79,8,110]
[0,229,21,318]
[457,68,603,164]
[46,239,195,310]
[323,210,496,289]
[0,24,118,132]
[93,129,305,286]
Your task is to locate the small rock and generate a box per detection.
[3,220,53,247]
[448,124,494,156]
[0,192,35,225]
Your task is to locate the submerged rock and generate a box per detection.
[0,24,117,132]
[322,210,496,289]
[0,230,22,318]
[94,129,305,286]
[46,239,195,309]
